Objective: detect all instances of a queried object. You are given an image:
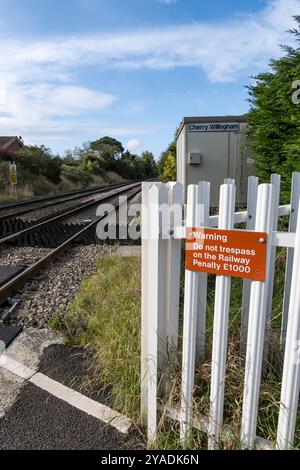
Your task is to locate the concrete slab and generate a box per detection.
[0,367,24,414]
[8,327,64,370]
[116,246,141,257]
[0,327,63,413]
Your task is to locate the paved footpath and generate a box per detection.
[0,328,144,450]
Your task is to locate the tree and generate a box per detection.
[247,15,300,201]
[90,136,124,162]
[159,140,176,181]
[62,149,77,166]
[15,145,62,184]
[62,137,157,181]
[118,150,140,179]
[139,151,158,178]
[158,141,176,176]
[162,151,176,181]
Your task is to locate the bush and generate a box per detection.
[15,145,62,185]
[0,161,10,190]
[31,176,58,196]
[61,164,94,186]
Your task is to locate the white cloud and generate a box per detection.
[0,0,299,146]
[126,139,142,152]
[0,0,298,83]
[0,84,116,121]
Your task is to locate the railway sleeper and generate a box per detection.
[0,218,32,237]
[5,223,141,248]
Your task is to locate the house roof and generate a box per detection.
[0,136,24,152]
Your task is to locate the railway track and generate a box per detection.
[0,181,131,221]
[0,180,132,210]
[0,181,141,309]
[0,181,140,246]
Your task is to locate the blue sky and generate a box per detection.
[0,0,299,158]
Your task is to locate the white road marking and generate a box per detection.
[30,373,132,434]
[0,354,131,434]
[0,353,35,380]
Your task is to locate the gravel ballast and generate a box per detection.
[18,192,106,223]
[0,244,113,328]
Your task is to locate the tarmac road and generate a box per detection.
[0,332,144,450]
[0,382,142,450]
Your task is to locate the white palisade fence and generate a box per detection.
[141,173,300,450]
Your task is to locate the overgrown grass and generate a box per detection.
[52,250,300,450]
[50,254,141,421]
[0,185,33,203]
[0,166,124,203]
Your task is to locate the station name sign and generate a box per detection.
[188,122,240,132]
[185,227,267,281]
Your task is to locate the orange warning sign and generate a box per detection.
[185,227,267,281]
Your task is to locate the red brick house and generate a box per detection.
[0,136,24,161]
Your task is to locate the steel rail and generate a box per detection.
[0,184,141,305]
[0,181,133,220]
[0,182,141,245]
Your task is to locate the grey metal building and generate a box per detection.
[176,115,253,206]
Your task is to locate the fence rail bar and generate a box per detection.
[163,227,295,249]
[162,206,291,239]
[278,204,292,216]
[272,231,295,247]
[163,405,273,450]
[208,204,289,228]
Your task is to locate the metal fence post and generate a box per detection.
[281,172,300,349]
[165,182,183,383]
[240,183,276,449]
[141,181,153,425]
[264,174,280,362]
[146,183,168,444]
[208,182,236,449]
[277,195,300,449]
[180,184,201,445]
[196,181,210,362]
[241,176,258,353]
